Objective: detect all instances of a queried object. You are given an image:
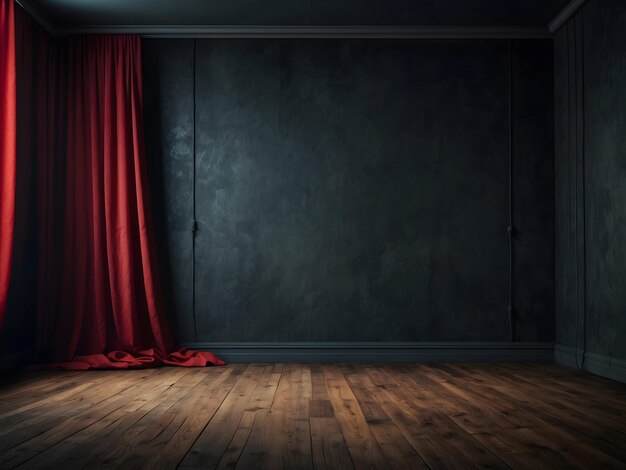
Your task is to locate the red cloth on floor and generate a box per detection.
[41,348,224,370]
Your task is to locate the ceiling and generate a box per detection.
[29,0,571,30]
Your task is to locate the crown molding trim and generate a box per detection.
[13,1,569,39]
[9,3,555,40]
[15,0,57,35]
[548,0,590,33]
[52,25,551,39]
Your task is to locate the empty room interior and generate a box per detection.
[1,0,626,468]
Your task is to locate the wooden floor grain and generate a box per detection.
[0,363,625,469]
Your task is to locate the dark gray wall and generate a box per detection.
[555,0,626,361]
[143,38,554,344]
[512,41,556,342]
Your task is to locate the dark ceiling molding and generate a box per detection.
[12,1,554,39]
[15,0,57,35]
[54,25,551,39]
[548,0,590,33]
[18,0,569,39]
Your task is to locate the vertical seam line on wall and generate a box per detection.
[192,38,199,342]
[508,39,515,342]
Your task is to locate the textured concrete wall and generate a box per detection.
[555,0,626,361]
[143,38,554,343]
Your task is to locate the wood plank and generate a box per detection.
[0,370,138,422]
[309,364,354,470]
[0,368,183,467]
[223,364,284,470]
[470,429,559,469]
[418,364,547,429]
[341,365,428,469]
[216,410,257,470]
[324,365,390,469]
[213,364,283,469]
[365,364,509,469]
[359,370,469,469]
[0,370,166,456]
[451,364,626,465]
[0,364,624,469]
[310,417,355,470]
[0,371,82,412]
[104,365,245,470]
[236,363,313,469]
[17,366,237,469]
[497,363,626,418]
[179,364,266,467]
[268,363,313,469]
[390,364,506,433]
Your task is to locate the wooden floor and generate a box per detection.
[0,364,625,469]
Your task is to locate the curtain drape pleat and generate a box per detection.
[0,0,16,333]
[38,35,223,369]
[13,4,67,356]
[4,8,222,369]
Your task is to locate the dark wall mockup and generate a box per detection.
[143,38,554,344]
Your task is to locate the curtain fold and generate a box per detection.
[12,3,67,356]
[39,35,222,369]
[0,0,16,333]
[5,12,221,368]
[32,13,65,355]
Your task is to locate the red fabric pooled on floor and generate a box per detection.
[38,348,224,370]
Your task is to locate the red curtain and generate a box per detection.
[34,28,65,357]
[42,35,222,369]
[13,2,67,357]
[0,0,16,332]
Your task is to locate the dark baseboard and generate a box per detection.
[181,342,555,363]
[555,344,626,384]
